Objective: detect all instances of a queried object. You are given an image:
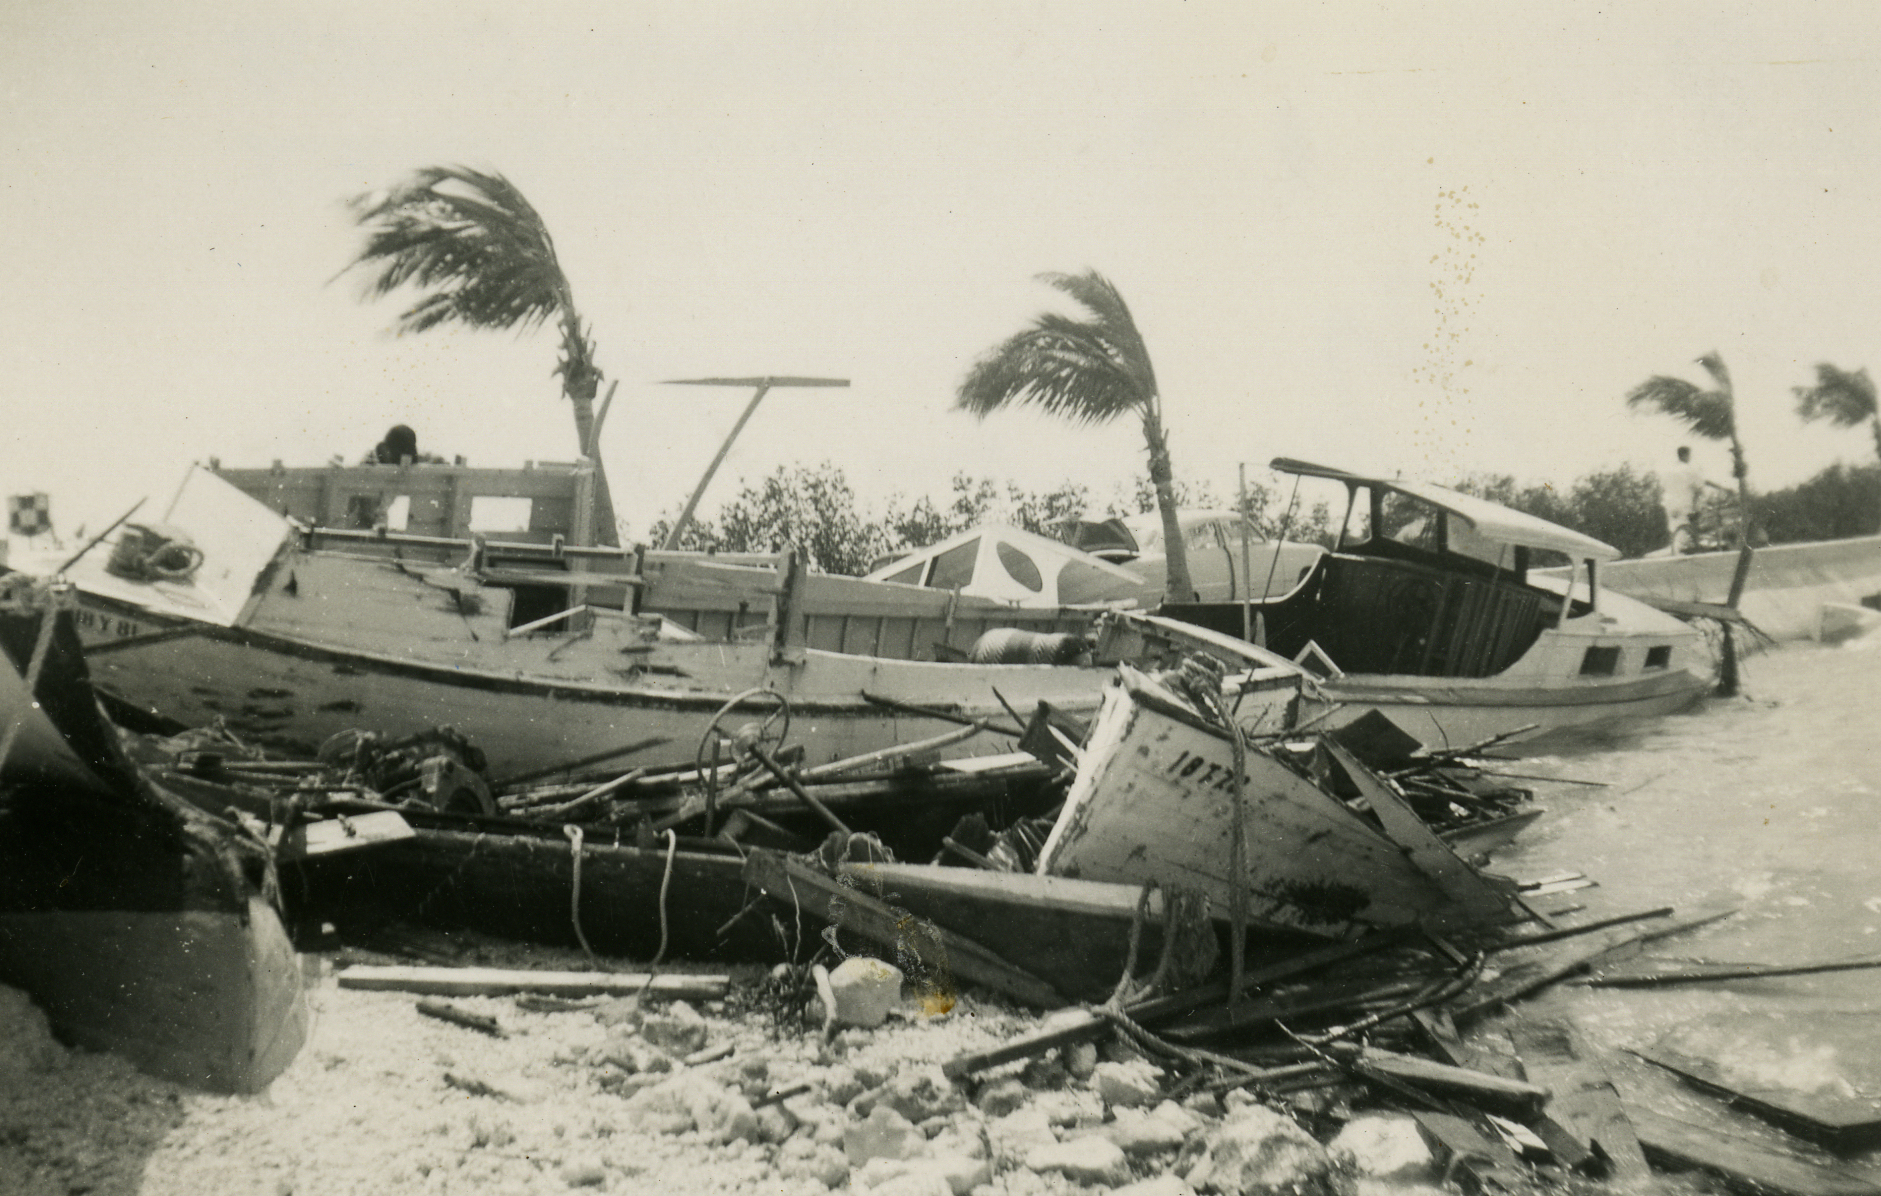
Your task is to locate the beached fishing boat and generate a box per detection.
[34,463,1311,778]
[1159,460,1711,747]
[1036,664,1523,939]
[0,578,307,1093]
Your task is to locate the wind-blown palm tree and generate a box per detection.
[1794,362,1881,529]
[343,166,618,545]
[955,271,1194,602]
[1626,352,1754,551]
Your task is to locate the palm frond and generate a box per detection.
[344,165,567,338]
[1793,362,1877,429]
[954,269,1157,426]
[1626,375,1736,441]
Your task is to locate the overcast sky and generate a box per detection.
[6,2,1881,540]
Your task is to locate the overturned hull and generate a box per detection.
[1037,666,1518,938]
[0,583,306,1093]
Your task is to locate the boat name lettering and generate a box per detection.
[72,607,146,639]
[1164,749,1235,793]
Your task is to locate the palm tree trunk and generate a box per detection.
[1727,433,1752,554]
[1870,416,1881,534]
[558,311,620,548]
[1141,414,1194,603]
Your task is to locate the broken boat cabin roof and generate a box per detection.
[1271,457,1622,564]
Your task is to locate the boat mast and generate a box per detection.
[659,376,850,552]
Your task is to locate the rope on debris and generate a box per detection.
[562,825,596,962]
[651,828,678,967]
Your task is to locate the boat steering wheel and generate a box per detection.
[695,687,793,776]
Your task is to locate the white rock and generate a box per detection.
[1329,1114,1435,1181]
[827,957,905,1029]
[1105,1101,1200,1154]
[987,1107,1059,1167]
[1025,1135,1133,1186]
[779,1143,851,1189]
[1092,1059,1164,1109]
[855,1155,990,1196]
[1194,1105,1352,1196]
[844,1104,928,1168]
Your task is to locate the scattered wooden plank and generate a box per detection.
[416,999,505,1038]
[1507,1018,1651,1181]
[1332,1044,1550,1118]
[1324,740,1519,923]
[1488,905,1675,949]
[1412,1111,1533,1195]
[1584,956,1881,988]
[1632,1012,1881,1153]
[743,850,1064,1010]
[942,932,1413,1081]
[942,1012,1107,1081]
[443,1071,517,1100]
[339,966,728,1000]
[1628,1105,1881,1196]
[1451,909,1735,1026]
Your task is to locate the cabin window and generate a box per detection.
[881,560,925,586]
[469,496,533,533]
[1578,645,1621,676]
[1644,645,1671,670]
[925,538,979,590]
[995,542,1044,592]
[345,493,410,530]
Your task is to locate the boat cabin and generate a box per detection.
[210,457,637,631]
[1164,459,1622,679]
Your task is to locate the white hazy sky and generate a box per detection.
[6,1,1881,540]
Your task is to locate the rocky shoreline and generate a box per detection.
[1,937,1454,1196]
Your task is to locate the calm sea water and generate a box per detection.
[1480,635,1881,1160]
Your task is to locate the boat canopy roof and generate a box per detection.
[1271,458,1621,563]
[861,521,1145,605]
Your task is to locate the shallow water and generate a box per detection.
[1478,636,1881,1161]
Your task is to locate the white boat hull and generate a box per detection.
[1037,668,1509,937]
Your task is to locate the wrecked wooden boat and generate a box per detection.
[1160,459,1711,747]
[1036,663,1523,938]
[0,577,307,1093]
[38,463,1312,778]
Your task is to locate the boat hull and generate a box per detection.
[1037,669,1472,937]
[80,619,1112,777]
[1316,664,1709,748]
[0,896,307,1093]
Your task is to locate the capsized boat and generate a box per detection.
[0,576,307,1093]
[37,463,1314,778]
[1036,663,1524,939]
[1159,459,1711,748]
[1541,534,1881,643]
